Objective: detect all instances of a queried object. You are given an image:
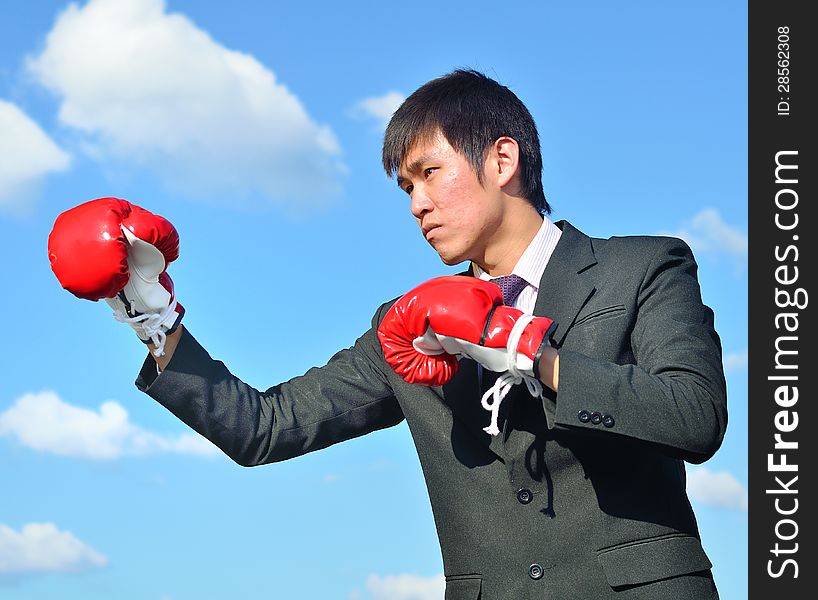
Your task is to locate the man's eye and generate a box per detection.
[405,184,414,195]
[424,168,436,178]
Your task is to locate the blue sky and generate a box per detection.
[0,1,747,598]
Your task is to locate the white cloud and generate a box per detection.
[0,390,219,460]
[352,91,406,128]
[27,0,343,209]
[724,349,748,372]
[0,100,71,214]
[0,522,107,580]
[661,208,747,261]
[366,573,445,600]
[687,467,748,511]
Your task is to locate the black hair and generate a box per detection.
[382,68,550,214]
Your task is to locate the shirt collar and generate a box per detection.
[472,215,562,289]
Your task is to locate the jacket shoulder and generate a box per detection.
[590,231,695,261]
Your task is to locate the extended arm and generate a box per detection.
[48,198,404,466]
[137,323,404,466]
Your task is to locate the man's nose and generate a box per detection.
[410,188,433,219]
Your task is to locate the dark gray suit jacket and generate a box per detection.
[136,221,727,599]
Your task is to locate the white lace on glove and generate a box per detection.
[479,314,543,436]
[112,297,178,357]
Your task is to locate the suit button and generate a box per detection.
[590,411,603,425]
[516,488,533,504]
[528,563,544,580]
[577,410,591,423]
[602,414,615,428]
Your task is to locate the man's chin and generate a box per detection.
[428,239,468,266]
[435,250,468,267]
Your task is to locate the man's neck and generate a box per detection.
[476,208,544,277]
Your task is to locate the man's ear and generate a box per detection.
[490,136,521,189]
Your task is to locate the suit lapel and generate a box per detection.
[496,221,599,484]
[533,221,598,347]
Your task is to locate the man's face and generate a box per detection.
[397,132,504,266]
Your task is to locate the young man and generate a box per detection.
[49,69,726,599]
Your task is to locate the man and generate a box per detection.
[49,69,727,599]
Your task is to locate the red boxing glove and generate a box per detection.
[48,197,184,355]
[378,276,557,435]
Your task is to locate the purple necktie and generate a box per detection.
[490,274,528,306]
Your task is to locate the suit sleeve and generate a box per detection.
[135,315,404,467]
[553,238,728,464]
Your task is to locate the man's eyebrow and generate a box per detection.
[406,154,433,174]
[398,153,435,181]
